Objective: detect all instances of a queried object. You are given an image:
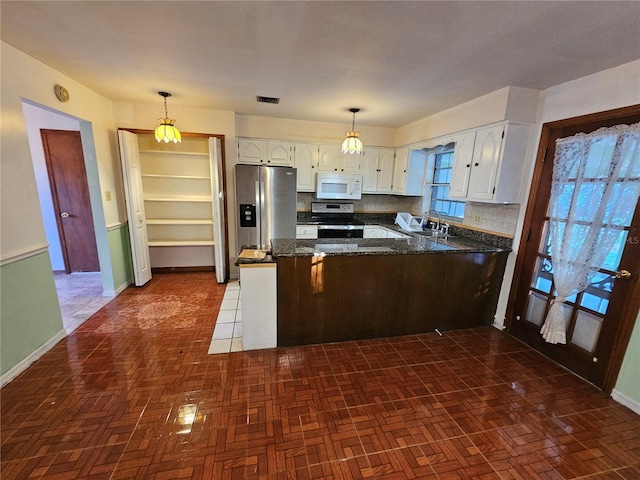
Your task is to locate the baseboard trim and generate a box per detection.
[151,266,215,274]
[1,329,67,388]
[611,389,640,415]
[103,280,130,297]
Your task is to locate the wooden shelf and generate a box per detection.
[148,240,215,247]
[139,150,208,158]
[143,196,213,203]
[146,219,213,225]
[142,173,210,180]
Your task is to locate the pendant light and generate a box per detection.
[341,108,364,155]
[154,91,182,144]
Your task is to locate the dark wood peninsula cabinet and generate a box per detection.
[276,247,509,347]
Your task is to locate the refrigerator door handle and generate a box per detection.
[254,180,261,247]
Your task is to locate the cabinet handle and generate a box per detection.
[60,212,70,218]
[466,164,471,168]
[474,163,479,166]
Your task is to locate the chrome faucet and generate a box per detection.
[420,210,431,229]
[435,212,451,234]
[421,210,441,230]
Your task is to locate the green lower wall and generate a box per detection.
[615,311,640,404]
[0,251,64,376]
[107,224,133,292]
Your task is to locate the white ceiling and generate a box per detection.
[2,1,639,128]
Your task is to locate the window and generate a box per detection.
[428,150,465,218]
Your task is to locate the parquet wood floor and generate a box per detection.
[2,272,639,479]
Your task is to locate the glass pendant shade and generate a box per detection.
[341,131,363,154]
[342,108,363,154]
[155,118,182,144]
[154,91,181,143]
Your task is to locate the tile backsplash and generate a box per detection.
[462,202,521,236]
[297,193,520,237]
[297,193,422,214]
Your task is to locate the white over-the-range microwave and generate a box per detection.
[315,172,362,200]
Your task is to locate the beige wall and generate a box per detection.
[236,114,396,147]
[1,41,121,258]
[395,86,540,147]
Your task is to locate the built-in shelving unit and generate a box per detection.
[137,138,216,268]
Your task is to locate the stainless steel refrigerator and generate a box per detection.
[235,164,297,252]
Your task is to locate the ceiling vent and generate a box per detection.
[257,95,280,104]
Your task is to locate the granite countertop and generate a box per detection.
[235,247,276,266]
[271,233,508,257]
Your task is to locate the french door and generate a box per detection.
[507,105,640,392]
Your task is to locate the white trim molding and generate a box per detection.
[611,389,640,415]
[0,329,67,388]
[0,243,50,266]
[103,280,131,298]
[106,221,128,232]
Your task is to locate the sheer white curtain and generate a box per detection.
[540,122,640,344]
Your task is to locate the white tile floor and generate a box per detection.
[54,272,114,333]
[207,280,243,354]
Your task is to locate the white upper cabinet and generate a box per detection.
[448,122,532,203]
[238,138,267,165]
[318,144,342,172]
[363,147,394,194]
[295,143,318,192]
[448,130,478,198]
[341,152,361,173]
[318,144,361,173]
[391,147,426,196]
[237,138,294,166]
[267,141,294,166]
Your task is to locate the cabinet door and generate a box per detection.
[448,131,477,198]
[294,143,318,192]
[238,138,266,164]
[391,147,409,194]
[341,152,361,173]
[377,149,395,193]
[467,125,504,201]
[318,144,342,172]
[296,225,318,239]
[362,148,380,193]
[267,141,294,166]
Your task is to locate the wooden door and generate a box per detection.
[118,130,152,286]
[506,106,640,392]
[209,137,228,283]
[41,129,99,273]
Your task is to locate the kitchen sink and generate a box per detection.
[412,230,455,239]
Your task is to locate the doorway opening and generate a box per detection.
[22,100,115,333]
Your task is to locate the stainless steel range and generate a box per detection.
[311,202,364,238]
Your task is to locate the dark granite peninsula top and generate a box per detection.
[271,234,508,257]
